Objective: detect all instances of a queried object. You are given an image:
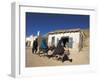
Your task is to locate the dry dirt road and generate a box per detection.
[26,47,89,67]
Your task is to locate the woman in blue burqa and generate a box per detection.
[39,38,48,54]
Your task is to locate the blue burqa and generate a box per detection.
[40,39,48,49]
[40,38,48,53]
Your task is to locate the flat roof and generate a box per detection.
[48,28,80,34]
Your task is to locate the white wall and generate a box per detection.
[26,35,38,47]
[48,32,80,51]
[0,0,100,80]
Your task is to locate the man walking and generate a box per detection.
[32,38,38,54]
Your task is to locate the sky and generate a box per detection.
[26,12,89,37]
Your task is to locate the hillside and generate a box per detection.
[81,29,89,48]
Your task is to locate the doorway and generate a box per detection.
[61,37,73,48]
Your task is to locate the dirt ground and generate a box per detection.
[25,47,89,67]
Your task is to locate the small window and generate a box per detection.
[57,38,59,45]
[51,36,55,46]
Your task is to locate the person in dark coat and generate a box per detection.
[51,39,72,62]
[32,38,38,54]
[53,39,64,56]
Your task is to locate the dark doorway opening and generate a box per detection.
[61,37,69,47]
[61,37,73,48]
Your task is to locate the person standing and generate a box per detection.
[32,38,38,54]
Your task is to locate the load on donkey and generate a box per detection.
[36,36,72,63]
[47,38,72,62]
